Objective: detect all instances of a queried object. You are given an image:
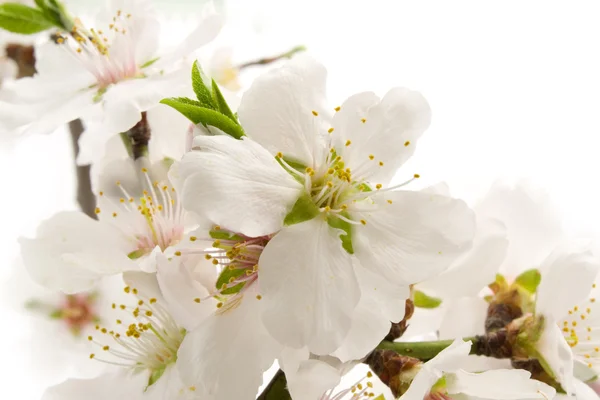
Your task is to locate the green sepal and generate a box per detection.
[140,57,160,69]
[215,266,246,295]
[431,376,447,392]
[514,268,542,294]
[413,290,443,309]
[147,366,166,389]
[49,309,63,319]
[34,0,73,31]
[209,230,244,242]
[128,249,147,260]
[191,61,216,109]
[283,193,320,226]
[211,79,237,123]
[327,212,354,254]
[0,3,55,34]
[160,97,245,139]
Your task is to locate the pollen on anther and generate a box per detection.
[276,152,283,158]
[345,140,352,146]
[368,154,375,160]
[328,128,334,133]
[404,141,411,147]
[334,106,341,112]
[175,251,182,256]
[414,174,421,178]
[112,212,117,217]
[89,353,95,359]
[361,118,366,123]
[387,199,393,204]
[378,161,384,167]
[87,336,93,341]
[360,219,367,225]
[103,345,110,351]
[256,295,262,300]
[376,184,382,189]
[95,207,101,214]
[312,110,319,116]
[194,298,201,303]
[216,302,223,308]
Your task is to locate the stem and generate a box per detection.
[68,120,97,219]
[256,369,291,400]
[377,338,468,361]
[237,45,306,70]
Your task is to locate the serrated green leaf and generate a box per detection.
[514,268,541,294]
[192,61,216,109]
[160,97,245,139]
[413,290,443,309]
[211,79,237,122]
[0,3,55,34]
[215,266,246,295]
[283,193,320,226]
[327,212,354,254]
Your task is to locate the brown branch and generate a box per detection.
[68,119,96,218]
[256,369,291,400]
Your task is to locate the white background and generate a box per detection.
[2,0,600,398]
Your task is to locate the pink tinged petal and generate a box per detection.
[177,286,281,400]
[259,218,359,355]
[418,217,508,299]
[237,55,329,166]
[439,297,488,339]
[178,135,303,237]
[42,370,149,400]
[353,190,476,287]
[575,379,600,399]
[144,364,202,400]
[334,265,410,362]
[332,88,431,185]
[536,241,600,321]
[475,180,564,278]
[286,359,343,400]
[537,323,575,395]
[446,369,557,399]
[19,211,138,294]
[156,255,216,331]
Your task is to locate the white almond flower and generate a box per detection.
[177,56,475,355]
[20,158,200,293]
[399,340,555,400]
[42,271,213,400]
[0,0,222,165]
[533,242,600,395]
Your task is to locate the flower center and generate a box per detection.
[97,169,186,258]
[320,371,376,400]
[560,282,600,369]
[54,9,143,90]
[88,285,185,378]
[26,293,99,336]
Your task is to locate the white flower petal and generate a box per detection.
[332,88,431,185]
[286,359,343,400]
[20,212,138,293]
[259,218,359,355]
[447,368,556,399]
[475,180,564,278]
[439,297,488,339]
[178,135,303,237]
[42,370,149,400]
[177,286,281,399]
[574,379,600,400]
[237,55,329,166]
[536,241,600,321]
[354,190,475,286]
[537,323,575,395]
[418,217,507,298]
[156,254,216,331]
[334,265,409,362]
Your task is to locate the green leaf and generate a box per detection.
[34,0,73,31]
[413,290,443,309]
[514,268,541,294]
[283,193,320,226]
[0,3,55,34]
[160,97,245,139]
[215,266,246,295]
[192,61,216,109]
[327,212,354,254]
[211,79,238,122]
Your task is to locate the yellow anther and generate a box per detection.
[369,154,375,160]
[189,236,197,242]
[214,225,221,230]
[360,219,367,225]
[76,48,82,53]
[312,110,319,116]
[345,140,352,146]
[341,204,348,210]
[387,199,393,204]
[103,345,109,351]
[378,161,384,166]
[194,298,201,303]
[414,173,420,178]
[324,206,331,212]
[276,152,283,158]
[216,302,223,308]
[361,118,366,123]
[367,371,373,378]
[334,106,341,112]
[95,207,101,214]
[112,212,117,217]
[141,168,148,173]
[87,335,93,341]
[145,311,153,317]
[376,184,382,189]
[256,295,262,300]
[212,259,219,265]
[175,251,182,256]
[326,181,333,188]
[404,141,411,146]
[213,239,221,247]
[132,288,138,295]
[328,128,334,133]
[124,286,130,293]
[204,254,212,260]
[89,353,95,359]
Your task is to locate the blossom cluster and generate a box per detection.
[1,0,599,399]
